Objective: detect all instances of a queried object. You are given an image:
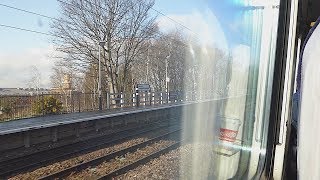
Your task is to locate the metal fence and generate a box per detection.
[0,91,210,122]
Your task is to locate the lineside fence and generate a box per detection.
[0,91,215,122]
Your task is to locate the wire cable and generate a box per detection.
[0,1,196,47]
[0,3,59,21]
[147,4,197,36]
[0,1,200,39]
[0,24,53,36]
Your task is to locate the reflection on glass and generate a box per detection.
[180,0,280,179]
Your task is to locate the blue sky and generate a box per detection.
[0,0,205,52]
[0,0,253,88]
[0,0,59,52]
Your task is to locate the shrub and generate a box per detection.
[2,105,12,115]
[33,96,63,115]
[0,104,12,115]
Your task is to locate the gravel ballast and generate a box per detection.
[116,143,217,180]
[66,140,175,179]
[9,126,178,180]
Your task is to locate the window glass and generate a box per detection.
[179,0,280,179]
[0,0,281,179]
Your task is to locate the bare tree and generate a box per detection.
[133,31,188,92]
[50,66,65,90]
[27,65,42,94]
[185,43,230,97]
[51,0,158,94]
[82,63,108,93]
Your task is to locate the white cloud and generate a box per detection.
[0,46,57,88]
[157,8,228,51]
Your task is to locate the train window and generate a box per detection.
[178,0,281,179]
[0,0,282,179]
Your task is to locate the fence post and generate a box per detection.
[120,92,124,108]
[160,92,163,104]
[41,92,44,115]
[132,93,135,107]
[78,92,81,112]
[175,91,177,103]
[149,92,152,106]
[85,93,88,111]
[98,92,102,111]
[136,88,140,107]
[71,91,74,113]
[106,92,110,109]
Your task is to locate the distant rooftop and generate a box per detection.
[0,88,50,96]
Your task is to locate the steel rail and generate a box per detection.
[39,129,181,180]
[0,121,176,178]
[98,141,181,179]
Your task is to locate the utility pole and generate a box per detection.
[165,42,172,102]
[165,52,171,102]
[146,48,149,83]
[165,57,169,93]
[98,40,106,111]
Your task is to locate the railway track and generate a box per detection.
[99,141,181,179]
[0,120,178,179]
[39,129,181,180]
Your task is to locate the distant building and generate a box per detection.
[0,74,75,96]
[51,74,74,94]
[0,88,50,96]
[63,74,72,90]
